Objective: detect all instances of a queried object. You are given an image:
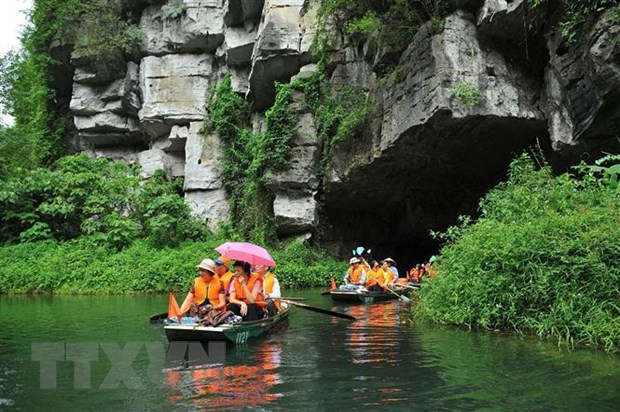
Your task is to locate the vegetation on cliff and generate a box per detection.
[416,154,620,351]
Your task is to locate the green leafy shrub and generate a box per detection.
[162,0,187,20]
[416,154,620,352]
[529,0,619,44]
[0,154,204,248]
[346,11,378,36]
[451,81,482,108]
[0,238,347,294]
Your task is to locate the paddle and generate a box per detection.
[281,299,356,321]
[384,285,411,303]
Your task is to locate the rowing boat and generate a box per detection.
[329,290,407,304]
[164,302,290,344]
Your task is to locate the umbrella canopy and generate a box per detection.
[214,242,276,267]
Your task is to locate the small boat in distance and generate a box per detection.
[328,290,407,304]
[164,302,291,345]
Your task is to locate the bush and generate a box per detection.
[416,154,620,352]
[451,81,482,108]
[0,154,204,248]
[0,239,347,294]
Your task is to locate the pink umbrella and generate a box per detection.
[214,242,276,267]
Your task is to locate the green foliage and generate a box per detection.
[416,154,620,352]
[451,81,482,108]
[0,154,205,249]
[529,0,619,44]
[0,238,347,294]
[346,11,378,36]
[162,0,188,20]
[69,0,142,61]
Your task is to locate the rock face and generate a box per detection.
[62,0,619,250]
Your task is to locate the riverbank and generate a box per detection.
[0,238,345,294]
[415,154,620,352]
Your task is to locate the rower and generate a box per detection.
[341,257,366,290]
[381,260,395,286]
[227,261,265,321]
[255,264,281,317]
[365,260,385,292]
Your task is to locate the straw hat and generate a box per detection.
[196,258,216,273]
[383,257,396,265]
[349,257,361,265]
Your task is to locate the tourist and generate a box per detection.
[255,264,281,317]
[183,258,226,317]
[342,257,366,290]
[381,260,395,285]
[214,256,234,294]
[365,260,386,292]
[383,257,399,280]
[227,261,265,321]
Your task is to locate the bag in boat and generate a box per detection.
[200,310,235,327]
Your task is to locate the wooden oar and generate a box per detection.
[281,299,356,321]
[384,285,411,303]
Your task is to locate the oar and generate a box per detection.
[384,285,411,303]
[281,299,356,321]
[150,312,168,323]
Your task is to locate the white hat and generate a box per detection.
[383,257,396,265]
[349,257,361,265]
[196,258,216,273]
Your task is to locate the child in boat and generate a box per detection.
[227,261,266,321]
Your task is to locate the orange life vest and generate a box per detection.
[220,271,234,294]
[192,277,208,305]
[233,274,264,303]
[206,275,224,308]
[365,269,384,287]
[347,265,365,284]
[384,268,395,284]
[263,273,281,311]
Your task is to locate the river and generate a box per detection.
[1,291,619,410]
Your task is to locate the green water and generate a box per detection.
[1,291,619,410]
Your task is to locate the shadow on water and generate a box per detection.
[1,293,619,410]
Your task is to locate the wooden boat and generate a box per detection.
[164,302,290,344]
[329,290,407,304]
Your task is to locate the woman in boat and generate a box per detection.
[342,257,366,290]
[381,260,395,286]
[214,256,234,294]
[253,264,281,317]
[365,260,386,292]
[184,258,226,317]
[383,257,399,281]
[227,261,266,321]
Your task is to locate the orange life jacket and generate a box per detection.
[192,277,208,305]
[233,274,264,303]
[220,271,234,294]
[365,269,383,287]
[347,265,365,284]
[263,273,281,311]
[207,275,224,308]
[384,268,395,284]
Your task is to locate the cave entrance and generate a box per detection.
[320,113,551,274]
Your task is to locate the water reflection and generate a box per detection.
[165,338,283,410]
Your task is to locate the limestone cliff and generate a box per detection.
[57,0,620,256]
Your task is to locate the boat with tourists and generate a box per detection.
[164,301,291,344]
[328,289,409,304]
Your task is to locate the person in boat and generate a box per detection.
[185,258,227,317]
[408,264,422,284]
[254,264,281,317]
[341,257,367,290]
[214,256,234,294]
[381,260,395,286]
[227,260,266,321]
[365,260,386,292]
[383,257,399,280]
